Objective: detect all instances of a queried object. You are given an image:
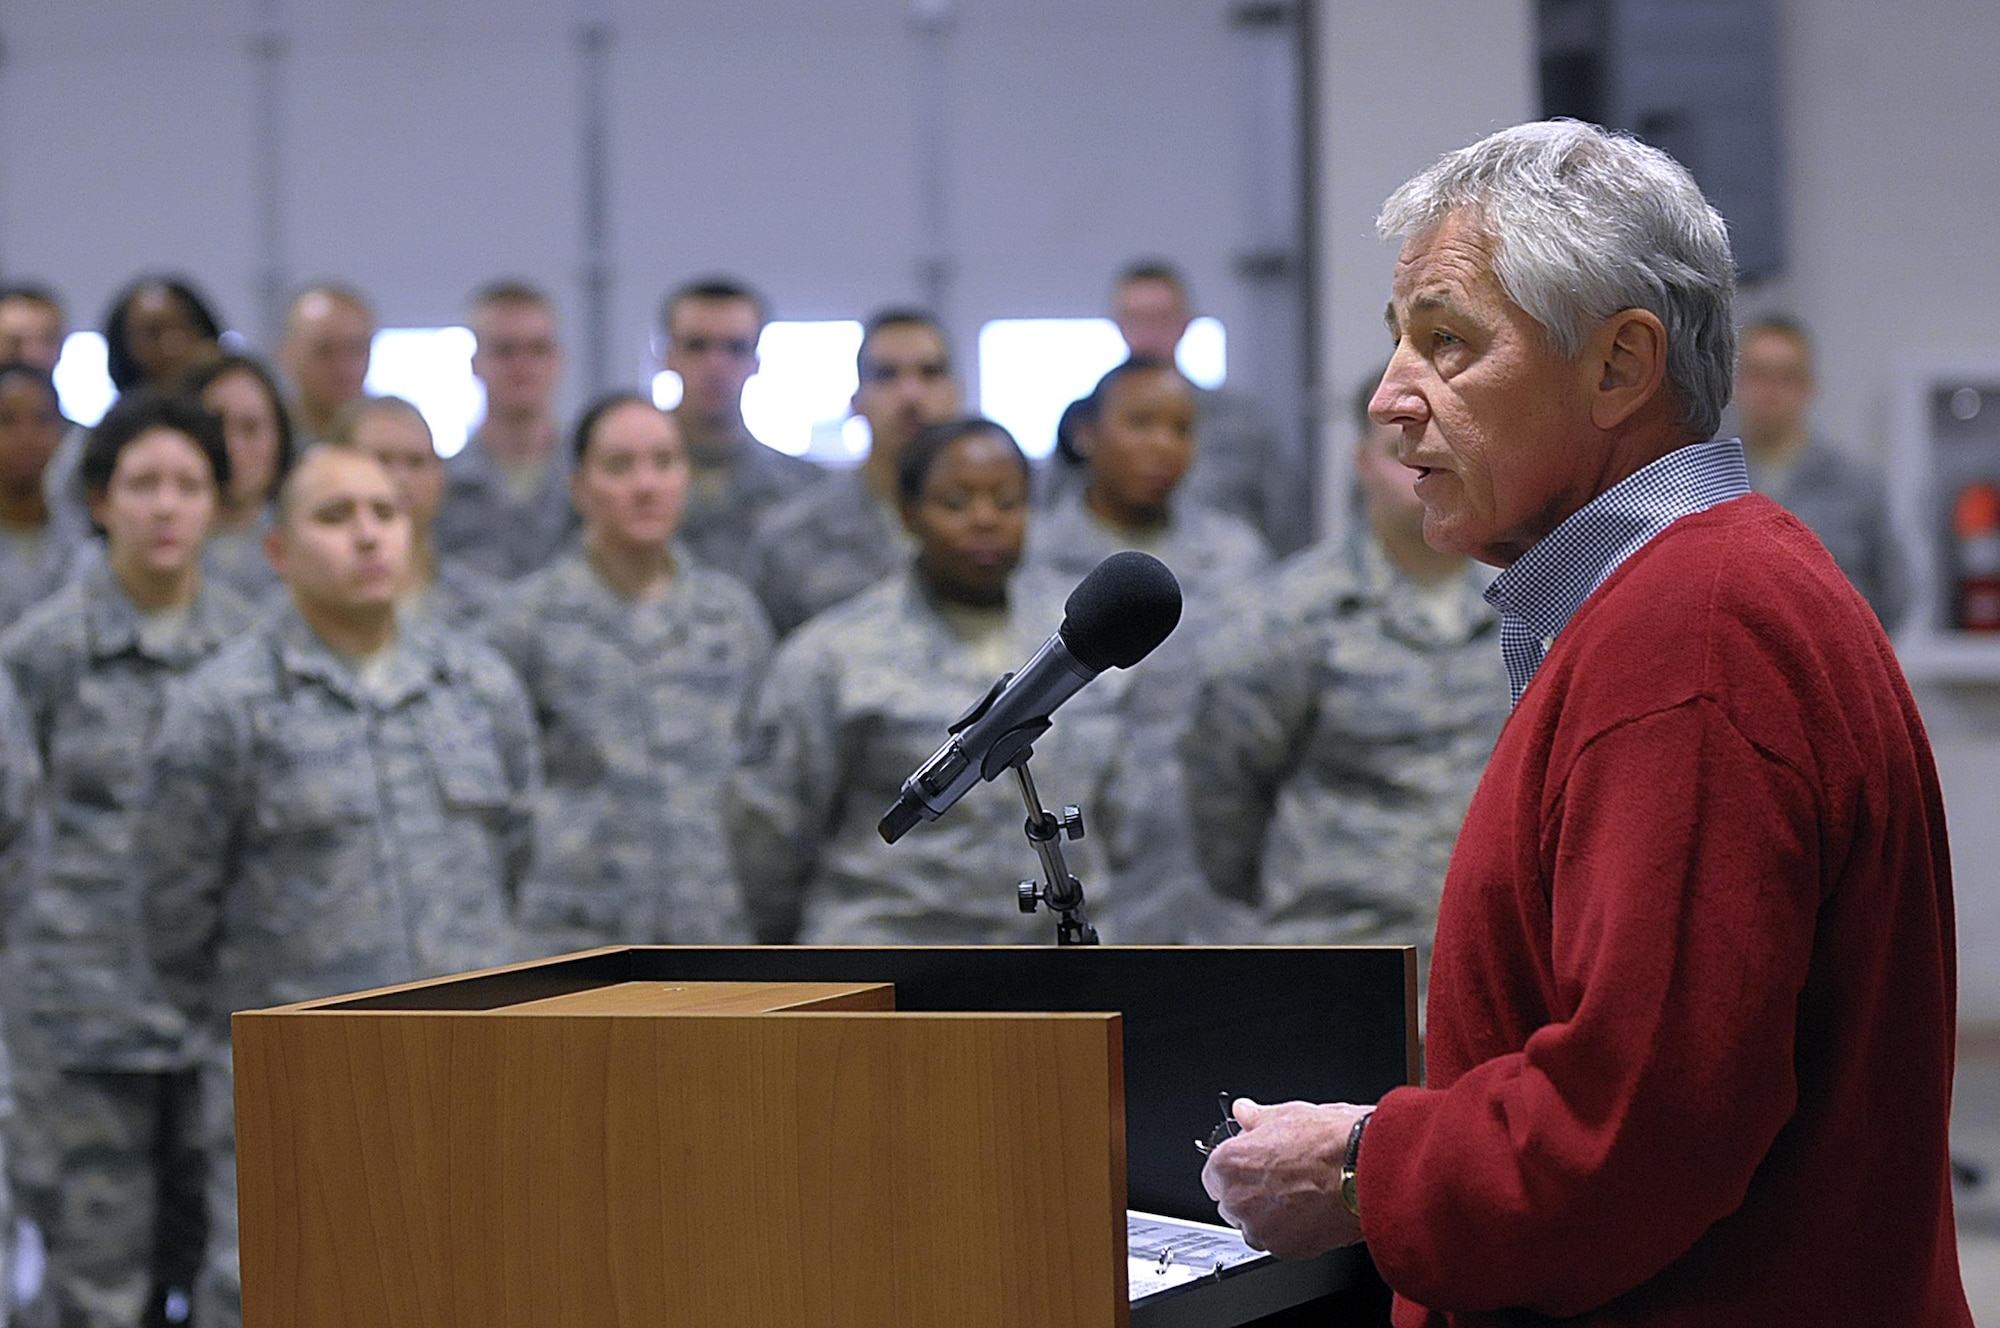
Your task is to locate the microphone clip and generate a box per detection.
[1009,752,1099,946]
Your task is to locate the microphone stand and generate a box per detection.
[1010,753,1099,945]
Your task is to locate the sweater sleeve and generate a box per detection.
[1359,696,1822,1317]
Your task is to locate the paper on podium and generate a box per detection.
[1126,1210,1275,1304]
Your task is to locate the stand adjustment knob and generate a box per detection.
[1017,880,1039,913]
[1058,806,1085,840]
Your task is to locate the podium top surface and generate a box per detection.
[494,979,893,1015]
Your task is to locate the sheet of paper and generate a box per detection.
[1126,1209,1274,1302]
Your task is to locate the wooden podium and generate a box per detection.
[233,945,1415,1327]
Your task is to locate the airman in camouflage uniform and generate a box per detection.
[743,309,959,635]
[432,282,580,582]
[1180,414,1510,1001]
[660,278,821,576]
[727,565,1136,945]
[432,438,579,582]
[136,446,537,1328]
[486,547,770,952]
[1022,361,1271,941]
[405,556,504,633]
[0,665,45,1328]
[331,395,510,635]
[2,387,253,1328]
[0,364,88,634]
[2,559,255,1328]
[745,468,910,637]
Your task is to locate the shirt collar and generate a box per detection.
[1484,437,1751,704]
[81,559,231,666]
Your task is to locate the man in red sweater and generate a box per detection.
[1201,119,1971,1324]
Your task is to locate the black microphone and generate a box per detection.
[878,551,1183,844]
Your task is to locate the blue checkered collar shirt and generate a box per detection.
[1484,437,1751,705]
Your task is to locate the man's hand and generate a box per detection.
[1200,1098,1371,1258]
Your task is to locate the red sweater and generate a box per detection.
[1363,496,1969,1325]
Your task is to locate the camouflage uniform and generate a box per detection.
[1748,436,1911,630]
[742,468,911,636]
[1180,532,1509,996]
[432,435,581,581]
[679,427,822,577]
[727,566,1140,945]
[0,562,257,1328]
[200,511,282,604]
[1023,490,1270,941]
[403,555,505,634]
[0,667,46,1327]
[137,609,538,1328]
[484,548,771,953]
[0,505,87,634]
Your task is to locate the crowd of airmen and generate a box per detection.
[0,264,1513,1328]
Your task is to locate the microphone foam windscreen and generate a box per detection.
[1059,551,1184,671]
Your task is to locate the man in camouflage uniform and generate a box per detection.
[432,281,579,582]
[1181,406,1509,998]
[658,277,821,575]
[136,447,537,1328]
[743,308,960,635]
[332,394,504,632]
[0,667,46,1327]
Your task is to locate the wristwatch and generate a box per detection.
[1340,1111,1372,1218]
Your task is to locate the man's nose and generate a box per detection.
[1369,350,1426,428]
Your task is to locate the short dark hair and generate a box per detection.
[1079,355,1183,425]
[1054,356,1184,465]
[182,353,296,502]
[660,276,768,338]
[325,394,431,449]
[0,283,63,316]
[469,279,554,313]
[1115,259,1189,296]
[857,307,949,379]
[101,275,224,392]
[897,417,1028,504]
[570,390,662,465]
[80,387,231,507]
[1742,314,1813,358]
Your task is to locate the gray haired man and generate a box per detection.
[1200,120,1967,1325]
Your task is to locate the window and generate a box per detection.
[976,317,1225,459]
[51,333,115,427]
[364,327,481,458]
[651,319,867,462]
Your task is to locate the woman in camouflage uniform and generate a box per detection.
[727,418,1138,945]
[1,388,255,1328]
[486,394,772,953]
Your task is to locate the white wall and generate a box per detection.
[1312,1,1536,538]
[1756,0,2000,1018]
[0,0,1289,437]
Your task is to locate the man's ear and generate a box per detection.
[1586,308,1669,430]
